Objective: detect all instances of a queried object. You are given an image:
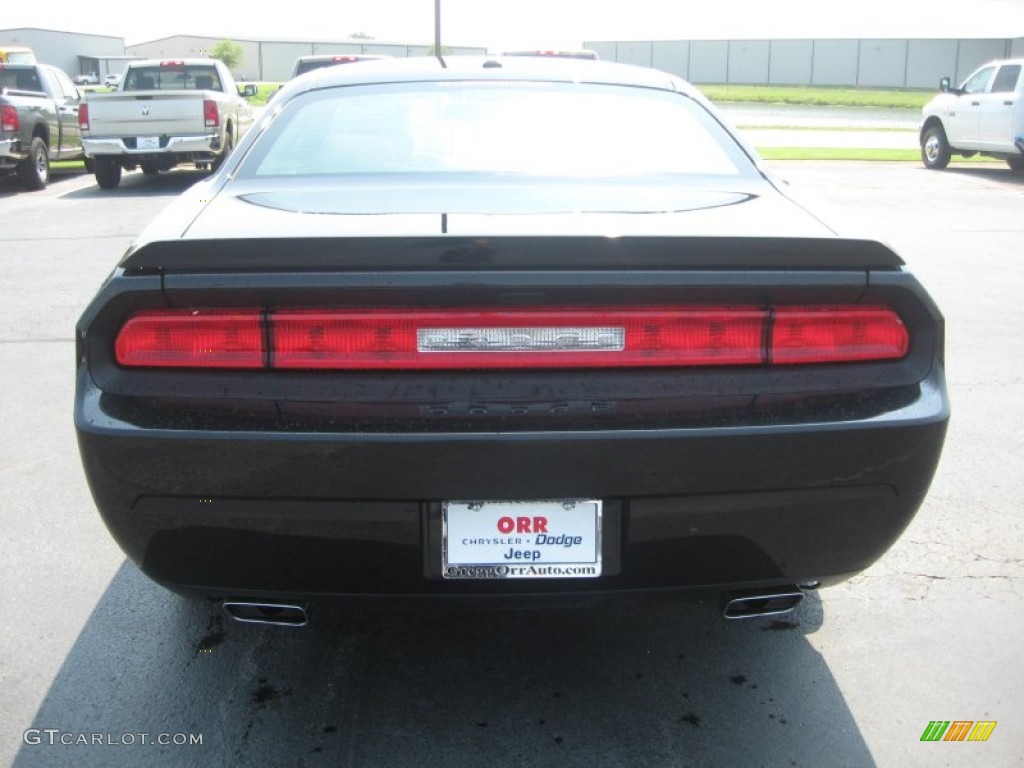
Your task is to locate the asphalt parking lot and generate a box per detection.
[1,162,1022,767]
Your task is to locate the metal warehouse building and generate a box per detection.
[584,36,1024,88]
[6,25,1023,88]
[126,36,488,81]
[0,28,128,80]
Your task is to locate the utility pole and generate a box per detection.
[435,0,446,67]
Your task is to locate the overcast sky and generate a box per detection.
[6,0,1024,48]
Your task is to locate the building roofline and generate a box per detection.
[0,26,124,42]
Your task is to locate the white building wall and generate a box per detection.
[906,40,959,89]
[616,41,653,68]
[858,39,908,87]
[652,41,689,79]
[728,40,770,84]
[811,40,859,86]
[689,41,729,83]
[586,36,1022,88]
[0,28,123,77]
[768,40,814,85]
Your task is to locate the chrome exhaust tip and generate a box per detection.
[223,599,308,627]
[722,586,805,620]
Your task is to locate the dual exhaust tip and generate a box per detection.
[721,585,806,619]
[223,599,308,627]
[222,586,806,626]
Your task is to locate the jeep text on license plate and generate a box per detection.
[443,500,602,579]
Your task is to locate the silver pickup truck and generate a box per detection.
[80,58,256,188]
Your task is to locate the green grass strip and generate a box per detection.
[702,85,931,109]
[757,147,1001,162]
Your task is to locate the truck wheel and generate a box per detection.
[95,158,122,189]
[1007,157,1024,172]
[921,125,951,170]
[212,126,234,172]
[17,137,50,191]
[141,160,160,176]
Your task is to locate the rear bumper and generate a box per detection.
[82,134,220,157]
[76,365,949,600]
[1,137,26,164]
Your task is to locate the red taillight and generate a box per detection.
[270,308,766,370]
[77,103,89,131]
[1,104,18,133]
[115,309,263,368]
[160,60,185,68]
[113,306,909,370]
[203,99,219,128]
[771,306,908,364]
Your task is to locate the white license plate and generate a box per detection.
[443,500,602,579]
[136,136,160,150]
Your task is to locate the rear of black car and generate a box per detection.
[74,59,949,607]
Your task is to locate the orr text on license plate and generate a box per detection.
[443,500,602,579]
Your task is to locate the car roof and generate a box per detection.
[296,55,695,98]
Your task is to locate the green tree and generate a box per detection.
[210,40,244,70]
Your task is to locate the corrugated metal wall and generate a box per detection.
[586,37,1024,88]
[126,36,486,81]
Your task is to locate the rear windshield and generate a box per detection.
[241,81,753,179]
[122,65,222,91]
[0,67,42,92]
[295,60,339,76]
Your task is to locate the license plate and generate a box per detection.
[443,500,602,579]
[136,136,159,150]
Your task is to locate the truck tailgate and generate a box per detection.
[85,91,210,137]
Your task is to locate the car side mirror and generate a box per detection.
[939,77,951,93]
[241,84,258,98]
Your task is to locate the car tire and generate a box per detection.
[1007,156,1024,172]
[17,136,50,191]
[212,126,234,172]
[95,158,122,189]
[921,125,951,170]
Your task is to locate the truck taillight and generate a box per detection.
[204,99,219,128]
[1,104,18,133]
[113,306,909,370]
[78,103,89,131]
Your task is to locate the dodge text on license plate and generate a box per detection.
[443,500,602,579]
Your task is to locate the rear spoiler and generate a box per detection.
[120,236,905,274]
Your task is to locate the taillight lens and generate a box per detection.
[113,306,908,370]
[77,103,89,131]
[771,306,908,364]
[203,99,219,128]
[1,104,19,133]
[115,309,263,368]
[271,308,766,370]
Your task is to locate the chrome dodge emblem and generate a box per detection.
[141,105,150,116]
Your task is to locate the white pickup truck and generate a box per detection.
[80,59,256,188]
[920,58,1024,171]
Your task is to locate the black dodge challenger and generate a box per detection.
[75,57,949,625]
